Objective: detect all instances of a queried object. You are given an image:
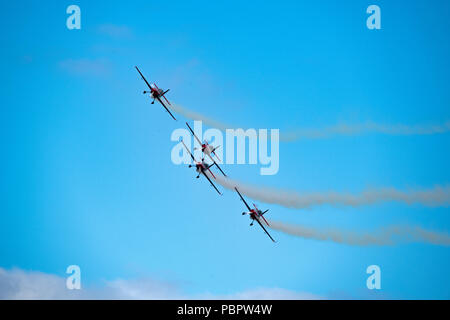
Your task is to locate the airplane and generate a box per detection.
[181,139,222,195]
[135,66,176,121]
[234,187,276,242]
[185,122,227,177]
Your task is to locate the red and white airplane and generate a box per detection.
[235,187,276,242]
[186,122,226,177]
[181,139,222,195]
[135,66,176,121]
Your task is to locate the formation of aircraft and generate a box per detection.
[180,139,222,195]
[135,67,276,242]
[186,122,227,177]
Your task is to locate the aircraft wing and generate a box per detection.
[255,216,276,242]
[181,139,196,162]
[202,171,222,195]
[210,157,227,177]
[156,97,177,120]
[135,66,152,90]
[162,94,172,106]
[186,122,203,146]
[259,209,270,226]
[235,187,252,212]
[205,163,217,179]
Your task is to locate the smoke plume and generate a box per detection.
[171,103,231,132]
[280,121,450,142]
[267,220,450,246]
[171,103,450,141]
[214,175,450,209]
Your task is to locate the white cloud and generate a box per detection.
[104,278,183,299]
[97,24,134,39]
[199,288,323,300]
[0,267,323,300]
[59,58,111,77]
[0,268,82,299]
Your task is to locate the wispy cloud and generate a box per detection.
[200,288,323,300]
[59,58,111,77]
[0,267,322,300]
[0,268,83,299]
[97,24,134,39]
[0,267,183,299]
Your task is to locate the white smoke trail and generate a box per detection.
[214,175,450,209]
[171,103,450,141]
[280,121,450,142]
[267,220,450,246]
[171,103,231,132]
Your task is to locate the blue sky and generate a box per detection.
[1,0,449,299]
